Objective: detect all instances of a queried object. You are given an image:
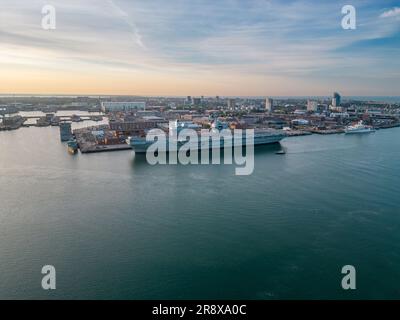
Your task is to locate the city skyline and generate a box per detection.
[1,0,399,96]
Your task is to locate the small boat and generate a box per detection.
[67,139,78,154]
[275,149,286,155]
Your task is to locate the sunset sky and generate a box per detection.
[0,0,399,96]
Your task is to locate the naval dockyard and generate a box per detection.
[1,94,400,155]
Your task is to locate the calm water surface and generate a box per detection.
[0,125,400,299]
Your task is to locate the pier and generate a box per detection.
[22,114,97,119]
[21,114,104,128]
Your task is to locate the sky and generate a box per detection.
[0,0,399,96]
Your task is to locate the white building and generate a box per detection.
[294,109,307,115]
[292,119,309,125]
[329,112,349,118]
[265,98,274,112]
[101,101,146,112]
[307,100,318,112]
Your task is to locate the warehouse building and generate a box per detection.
[101,101,146,112]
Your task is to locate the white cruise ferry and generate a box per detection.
[345,121,375,134]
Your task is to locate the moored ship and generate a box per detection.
[127,120,287,153]
[345,121,375,134]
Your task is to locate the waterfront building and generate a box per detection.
[2,115,22,126]
[109,119,166,132]
[292,119,309,126]
[101,101,146,112]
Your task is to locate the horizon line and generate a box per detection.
[1,93,400,99]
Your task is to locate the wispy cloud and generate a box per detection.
[107,0,146,49]
[0,0,399,95]
[380,7,400,18]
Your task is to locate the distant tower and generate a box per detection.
[193,97,201,106]
[227,98,236,109]
[265,97,274,112]
[332,92,341,108]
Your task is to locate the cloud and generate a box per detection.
[107,0,146,49]
[0,0,399,95]
[380,7,400,18]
